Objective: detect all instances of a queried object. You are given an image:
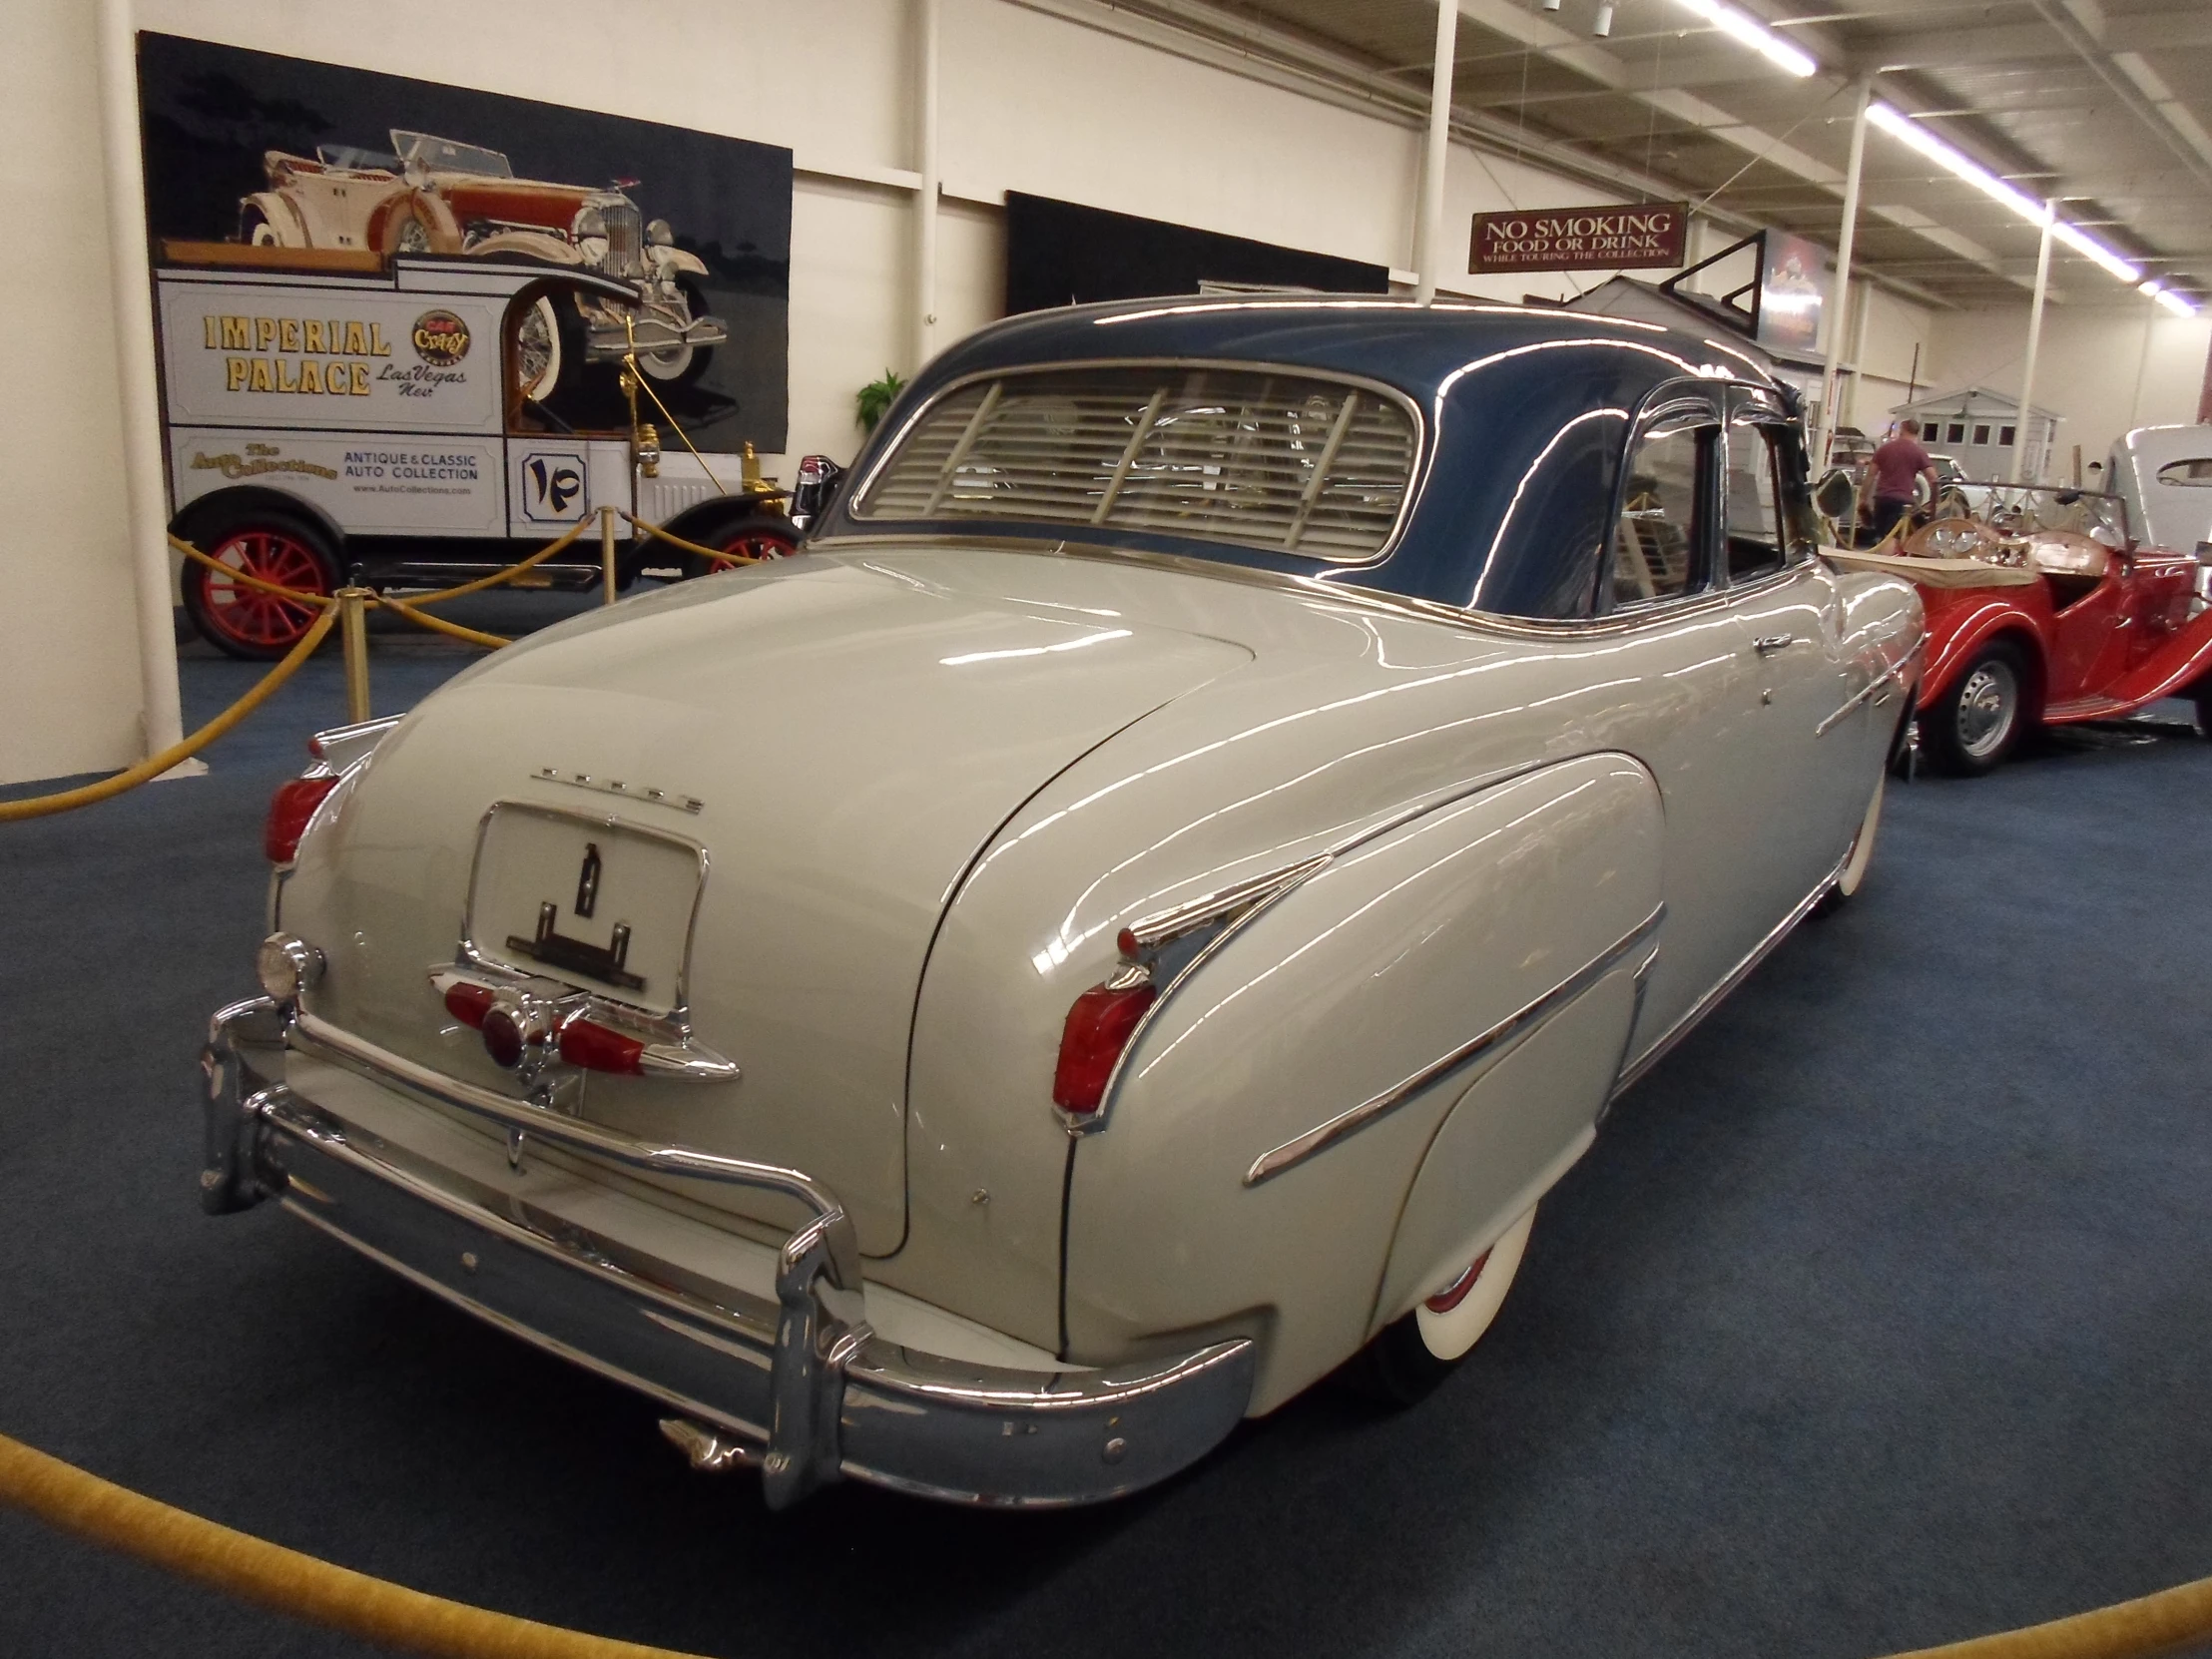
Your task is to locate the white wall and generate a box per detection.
[0,0,152,786]
[1922,297,2212,477]
[13,0,2122,785]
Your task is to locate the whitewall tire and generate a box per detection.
[1352,1204,1538,1405]
[1413,1204,1537,1362]
[1817,772,1885,913]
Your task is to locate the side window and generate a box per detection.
[1724,420,1788,583]
[1610,419,1710,607]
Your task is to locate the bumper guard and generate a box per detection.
[201,997,1254,1508]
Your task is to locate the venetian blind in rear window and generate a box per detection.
[851,365,1418,560]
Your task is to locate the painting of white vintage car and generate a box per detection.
[239,130,724,391]
[203,297,1922,1509]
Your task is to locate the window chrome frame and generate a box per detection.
[1594,380,1726,622]
[842,356,1431,569]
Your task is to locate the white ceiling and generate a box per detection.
[1110,0,2212,309]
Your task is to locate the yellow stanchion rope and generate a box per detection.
[377,595,511,649]
[3,1416,2209,1659]
[1883,1575,2212,1659]
[0,601,339,824]
[0,1431,710,1659]
[622,511,771,566]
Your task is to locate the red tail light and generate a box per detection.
[1052,981,1158,1115]
[442,982,494,1029]
[559,1016,645,1075]
[264,773,340,862]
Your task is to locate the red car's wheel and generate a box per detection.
[1925,639,2030,776]
[182,517,338,660]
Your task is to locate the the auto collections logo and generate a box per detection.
[410,309,471,366]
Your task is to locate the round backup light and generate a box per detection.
[256,932,324,1003]
[480,998,551,1070]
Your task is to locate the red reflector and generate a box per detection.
[1052,981,1158,1115]
[264,774,339,863]
[443,982,494,1029]
[559,1017,645,1075]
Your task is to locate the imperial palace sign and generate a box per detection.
[1469,203,1690,275]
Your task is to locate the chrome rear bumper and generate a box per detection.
[201,997,1254,1509]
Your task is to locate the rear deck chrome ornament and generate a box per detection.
[534,767,703,815]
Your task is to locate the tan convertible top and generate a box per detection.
[1821,548,2043,588]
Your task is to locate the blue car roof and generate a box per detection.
[819,295,1794,615]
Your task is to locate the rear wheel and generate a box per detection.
[1815,772,1886,914]
[1925,641,2029,776]
[1350,1206,1536,1407]
[180,511,338,660]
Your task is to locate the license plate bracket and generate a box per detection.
[465,803,705,1017]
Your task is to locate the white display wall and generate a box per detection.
[0,0,1998,784]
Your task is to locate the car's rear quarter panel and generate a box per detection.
[1057,754,1661,1411]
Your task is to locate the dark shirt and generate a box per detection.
[1871,435,1935,502]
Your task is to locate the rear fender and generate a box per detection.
[1063,753,1663,1412]
[1919,598,2045,712]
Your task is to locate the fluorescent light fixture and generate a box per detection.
[1867,101,2144,286]
[1671,0,1818,77]
[2141,280,2200,317]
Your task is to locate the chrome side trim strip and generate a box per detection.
[1244,902,1667,1187]
[1611,849,1848,1100]
[1122,854,1335,952]
[1817,639,1926,739]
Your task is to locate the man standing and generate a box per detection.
[1865,419,1938,545]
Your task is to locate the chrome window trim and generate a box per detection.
[1597,381,1725,619]
[844,357,1431,569]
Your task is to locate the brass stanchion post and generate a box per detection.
[336,585,371,723]
[600,505,618,607]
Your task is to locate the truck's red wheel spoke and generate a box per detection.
[721,528,796,563]
[202,531,328,648]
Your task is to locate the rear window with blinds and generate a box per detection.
[850,365,1419,560]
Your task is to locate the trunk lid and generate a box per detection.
[286,555,1252,1252]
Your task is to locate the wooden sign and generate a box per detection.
[1469,202,1690,275]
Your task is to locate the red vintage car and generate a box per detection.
[1831,490,2212,773]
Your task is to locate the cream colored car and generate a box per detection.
[203,299,1922,1508]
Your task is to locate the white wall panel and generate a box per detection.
[1922,300,2212,478]
[0,0,149,786]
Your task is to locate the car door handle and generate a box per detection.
[1751,633,1794,656]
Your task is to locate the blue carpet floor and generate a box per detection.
[2,604,2207,1658]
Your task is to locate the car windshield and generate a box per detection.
[391,131,513,178]
[849,364,1418,562]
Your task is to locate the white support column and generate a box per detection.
[2008,204,2055,485]
[96,0,187,766]
[1814,80,1871,474]
[1412,0,1458,304]
[914,0,941,369]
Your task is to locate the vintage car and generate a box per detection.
[2108,424,2212,605]
[201,298,1921,1508]
[240,131,724,389]
[1828,481,2212,770]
